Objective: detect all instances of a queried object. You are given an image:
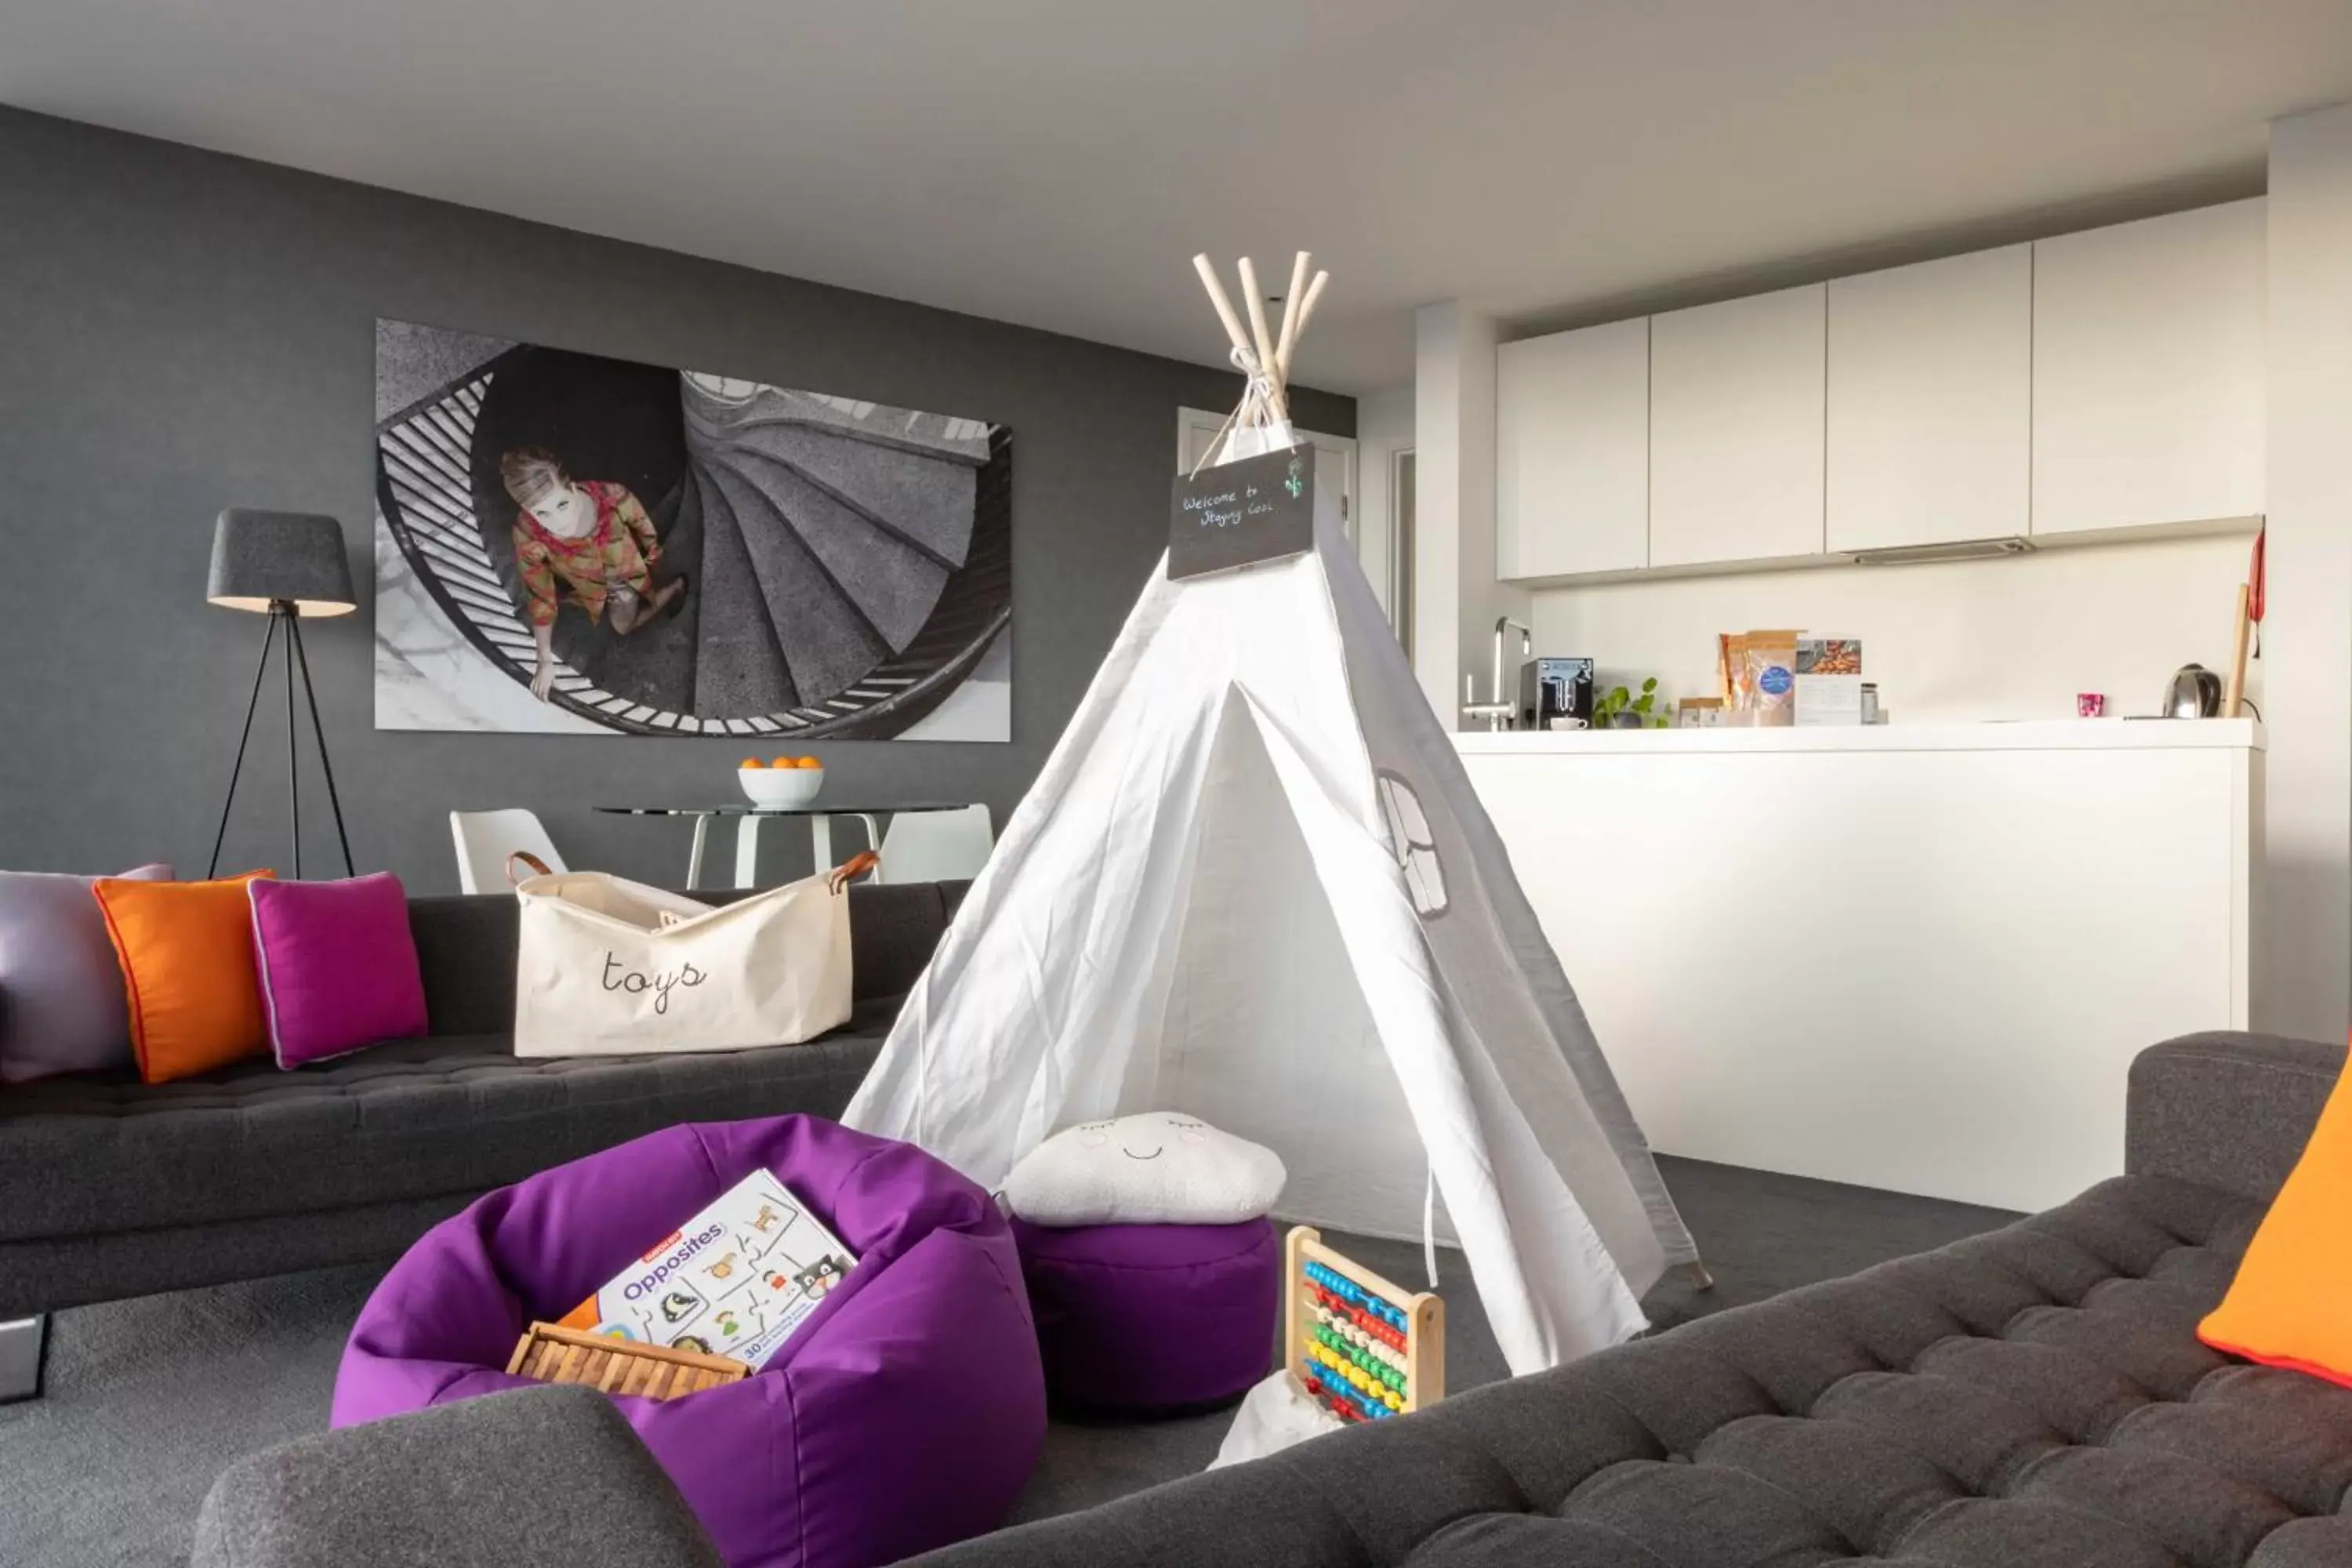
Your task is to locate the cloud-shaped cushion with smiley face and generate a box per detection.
[1003,1112,1287,1226]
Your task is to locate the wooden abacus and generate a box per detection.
[1283,1226,1443,1424]
[507,1321,749,1401]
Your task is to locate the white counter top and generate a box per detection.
[1453,717,2264,756]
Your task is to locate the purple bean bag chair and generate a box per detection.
[334,1117,1045,1568]
[1011,1214,1279,1413]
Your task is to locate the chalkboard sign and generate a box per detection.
[1169,444,1315,580]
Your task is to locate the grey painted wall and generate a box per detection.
[0,108,1351,892]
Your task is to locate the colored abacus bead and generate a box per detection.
[1298,1249,1432,1423]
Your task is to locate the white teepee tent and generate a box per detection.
[844,255,1700,1373]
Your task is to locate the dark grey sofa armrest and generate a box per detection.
[2126,1032,2343,1203]
[191,1385,721,1568]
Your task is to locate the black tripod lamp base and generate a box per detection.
[207,601,355,881]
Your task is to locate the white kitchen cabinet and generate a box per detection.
[1496,318,1650,579]
[1827,245,2031,553]
[1649,283,1826,567]
[2031,198,2266,535]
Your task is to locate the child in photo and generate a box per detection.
[501,446,688,701]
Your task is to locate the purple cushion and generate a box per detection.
[0,863,171,1083]
[334,1117,1045,1568]
[1011,1215,1280,1412]
[249,872,427,1067]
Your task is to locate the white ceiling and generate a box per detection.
[5,1,2348,394]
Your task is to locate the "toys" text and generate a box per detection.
[602,953,709,1014]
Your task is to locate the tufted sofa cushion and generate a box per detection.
[0,1018,892,1242]
[908,1170,2352,1568]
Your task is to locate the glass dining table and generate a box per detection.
[593,803,970,890]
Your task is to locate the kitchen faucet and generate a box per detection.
[1460,615,1530,731]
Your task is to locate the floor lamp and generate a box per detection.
[205,509,358,880]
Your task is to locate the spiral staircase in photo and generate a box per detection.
[376,361,1011,737]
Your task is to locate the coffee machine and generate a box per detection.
[1520,657,1595,731]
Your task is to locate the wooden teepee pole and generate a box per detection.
[1192,254,1254,364]
[1192,249,1331,464]
[1272,251,1312,384]
[1286,269,1330,374]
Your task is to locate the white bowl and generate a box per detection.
[739,766,823,808]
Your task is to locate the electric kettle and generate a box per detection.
[2162,664,2223,719]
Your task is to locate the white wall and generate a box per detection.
[1412,303,1470,720]
[1415,301,1530,725]
[2263,102,2352,1043]
[1352,383,1414,622]
[1528,533,2256,723]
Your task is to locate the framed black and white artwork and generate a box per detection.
[372,319,1011,740]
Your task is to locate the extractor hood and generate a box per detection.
[1849,536,2036,567]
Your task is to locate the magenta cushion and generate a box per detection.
[1011,1215,1281,1412]
[249,873,427,1067]
[0,863,172,1083]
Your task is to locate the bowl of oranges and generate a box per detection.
[739,754,825,808]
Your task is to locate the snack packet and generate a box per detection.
[1727,630,1801,725]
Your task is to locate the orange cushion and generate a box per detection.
[91,872,276,1084]
[2198,1050,2352,1385]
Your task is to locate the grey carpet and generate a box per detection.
[0,1156,2016,1566]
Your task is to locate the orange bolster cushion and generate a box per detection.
[2198,1051,2352,1385]
[92,871,275,1084]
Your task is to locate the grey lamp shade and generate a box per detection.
[207,509,357,616]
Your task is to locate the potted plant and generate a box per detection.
[1591,677,1668,729]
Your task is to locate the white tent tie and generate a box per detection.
[1187,345,1282,479]
[1231,345,1279,426]
[1422,1165,1440,1290]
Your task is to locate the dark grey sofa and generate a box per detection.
[909,1031,2352,1568]
[193,1385,724,1568]
[194,1031,2352,1567]
[0,880,964,1327]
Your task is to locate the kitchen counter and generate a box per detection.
[1455,717,2265,754]
[1457,717,2261,1211]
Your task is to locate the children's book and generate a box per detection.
[557,1169,858,1370]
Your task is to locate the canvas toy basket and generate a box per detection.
[512,852,876,1056]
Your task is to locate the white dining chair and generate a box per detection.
[450,809,568,894]
[877,804,993,884]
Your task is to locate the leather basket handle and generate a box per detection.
[827,851,880,893]
[506,850,554,887]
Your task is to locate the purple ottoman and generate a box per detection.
[1011,1215,1279,1413]
[333,1118,1045,1568]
